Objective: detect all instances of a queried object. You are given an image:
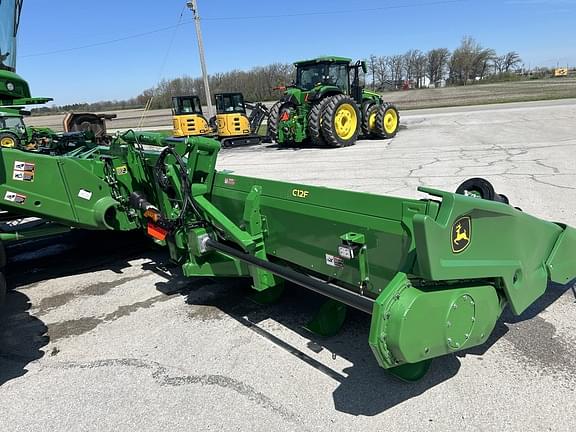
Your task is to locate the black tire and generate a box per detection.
[361,102,379,137]
[375,103,400,138]
[307,98,331,146]
[456,177,496,200]
[0,132,21,148]
[456,177,510,204]
[267,102,282,142]
[320,95,361,147]
[0,271,6,306]
[268,102,295,146]
[0,240,6,269]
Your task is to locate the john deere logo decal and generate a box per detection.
[451,216,471,253]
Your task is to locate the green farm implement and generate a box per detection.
[1,0,574,382]
[1,132,574,381]
[268,56,399,147]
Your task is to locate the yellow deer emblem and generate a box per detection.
[453,223,470,245]
[451,216,471,253]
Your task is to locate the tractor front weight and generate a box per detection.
[0,133,574,382]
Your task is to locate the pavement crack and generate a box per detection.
[534,159,561,174]
[52,358,305,426]
[529,175,576,191]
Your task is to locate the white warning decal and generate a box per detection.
[325,253,344,268]
[13,160,35,182]
[4,191,26,204]
[78,189,93,200]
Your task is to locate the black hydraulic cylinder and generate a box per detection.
[206,239,375,314]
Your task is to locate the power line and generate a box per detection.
[202,0,470,21]
[20,23,190,58]
[20,0,469,58]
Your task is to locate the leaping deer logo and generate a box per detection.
[453,223,469,245]
[451,216,471,253]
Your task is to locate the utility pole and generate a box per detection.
[186,0,213,117]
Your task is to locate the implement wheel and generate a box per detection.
[456,177,510,204]
[375,103,399,138]
[0,132,20,148]
[307,98,331,146]
[361,102,379,137]
[320,95,360,147]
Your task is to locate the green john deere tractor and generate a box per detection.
[268,56,399,147]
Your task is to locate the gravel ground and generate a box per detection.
[1,99,575,432]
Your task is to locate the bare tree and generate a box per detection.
[503,51,522,72]
[450,36,491,84]
[426,48,450,85]
[403,49,419,83]
[474,48,496,80]
[386,55,404,86]
[493,55,505,74]
[367,54,378,90]
[413,51,428,88]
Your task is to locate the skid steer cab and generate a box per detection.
[171,95,211,137]
[214,92,262,147]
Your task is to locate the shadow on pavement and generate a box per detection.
[0,290,48,386]
[0,229,155,387]
[150,262,576,416]
[151,268,461,415]
[6,230,153,290]
[459,278,576,358]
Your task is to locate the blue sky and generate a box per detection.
[15,0,576,105]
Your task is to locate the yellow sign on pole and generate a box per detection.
[554,68,568,77]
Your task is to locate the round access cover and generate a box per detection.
[446,294,476,350]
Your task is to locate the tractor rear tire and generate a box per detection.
[0,132,21,148]
[361,102,379,137]
[268,102,296,146]
[375,103,400,138]
[307,98,331,146]
[0,271,6,306]
[0,240,6,269]
[267,102,282,142]
[320,95,361,147]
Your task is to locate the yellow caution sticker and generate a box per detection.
[116,165,128,175]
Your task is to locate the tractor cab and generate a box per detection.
[0,109,28,148]
[294,57,352,94]
[171,95,211,137]
[0,0,21,73]
[0,0,51,107]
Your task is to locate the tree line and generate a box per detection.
[32,63,294,114]
[32,36,531,114]
[135,63,293,109]
[367,36,523,90]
